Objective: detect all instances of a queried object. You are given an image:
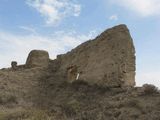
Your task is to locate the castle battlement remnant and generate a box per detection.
[5,24,136,88]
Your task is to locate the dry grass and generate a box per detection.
[142,84,159,95]
[0,92,17,105]
[0,108,52,120]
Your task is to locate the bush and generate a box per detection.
[125,99,142,110]
[0,96,3,104]
[142,84,159,95]
[0,93,17,105]
[72,80,89,86]
[61,100,81,118]
[92,84,110,94]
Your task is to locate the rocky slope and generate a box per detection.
[0,24,159,120]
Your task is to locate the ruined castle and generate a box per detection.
[6,24,136,87]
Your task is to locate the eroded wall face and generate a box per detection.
[57,25,136,87]
[4,25,135,88]
[26,50,49,68]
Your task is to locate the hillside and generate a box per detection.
[0,25,160,120]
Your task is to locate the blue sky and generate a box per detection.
[0,0,160,87]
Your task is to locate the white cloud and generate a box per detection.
[19,26,36,33]
[136,71,160,88]
[109,14,118,21]
[111,0,160,17]
[0,30,96,68]
[27,0,81,26]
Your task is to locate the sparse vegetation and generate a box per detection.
[1,24,154,119]
[61,101,79,118]
[142,84,159,95]
[0,108,52,120]
[0,92,17,105]
[0,75,160,120]
[124,99,142,110]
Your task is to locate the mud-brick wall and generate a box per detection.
[56,25,135,87]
